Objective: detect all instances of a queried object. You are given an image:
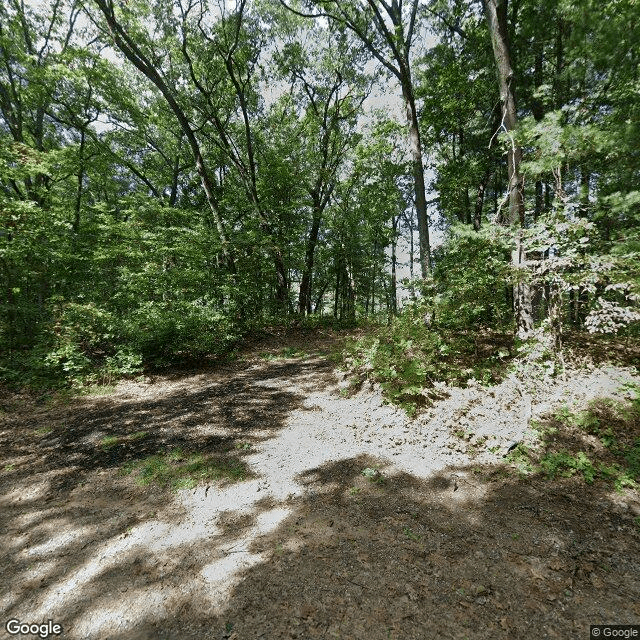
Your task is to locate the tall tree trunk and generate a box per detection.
[333,260,340,319]
[390,214,398,316]
[313,280,329,314]
[298,198,322,315]
[483,0,533,337]
[73,128,85,233]
[401,77,431,277]
[579,167,590,216]
[473,172,490,231]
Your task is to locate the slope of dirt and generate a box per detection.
[1,328,639,639]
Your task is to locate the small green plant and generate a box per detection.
[35,426,53,435]
[260,346,307,361]
[361,466,384,483]
[403,527,421,541]
[101,435,120,449]
[349,486,361,495]
[540,451,597,483]
[129,431,148,441]
[79,384,118,397]
[506,390,640,490]
[506,443,536,475]
[121,448,248,491]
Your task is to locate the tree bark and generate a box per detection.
[390,213,398,316]
[473,172,490,231]
[298,200,322,315]
[73,128,85,233]
[401,78,431,277]
[483,0,533,337]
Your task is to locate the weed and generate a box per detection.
[506,443,536,475]
[121,448,247,491]
[505,389,640,491]
[349,487,361,495]
[361,466,385,484]
[540,451,597,483]
[260,346,307,361]
[35,426,53,435]
[340,317,513,415]
[79,384,118,397]
[403,527,421,542]
[101,435,120,449]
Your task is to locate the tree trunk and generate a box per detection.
[73,128,85,233]
[273,246,289,312]
[483,0,533,338]
[401,76,431,277]
[333,261,340,319]
[390,214,398,316]
[298,199,322,315]
[474,171,491,231]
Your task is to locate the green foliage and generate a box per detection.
[342,304,513,414]
[2,0,639,392]
[260,346,308,360]
[539,451,597,483]
[512,388,640,490]
[121,448,248,491]
[432,225,512,330]
[124,301,240,364]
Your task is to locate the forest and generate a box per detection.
[0,0,637,394]
[1,0,640,637]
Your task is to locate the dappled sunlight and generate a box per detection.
[200,506,291,608]
[0,477,52,505]
[71,587,180,639]
[1,334,638,639]
[19,524,94,559]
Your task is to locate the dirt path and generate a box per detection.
[1,329,639,639]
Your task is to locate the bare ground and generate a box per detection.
[1,328,640,639]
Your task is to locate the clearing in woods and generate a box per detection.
[1,328,639,639]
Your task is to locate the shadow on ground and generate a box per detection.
[0,355,336,635]
[1,340,639,639]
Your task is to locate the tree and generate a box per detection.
[271,18,368,314]
[90,0,236,273]
[280,0,432,277]
[482,0,533,337]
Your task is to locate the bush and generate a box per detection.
[341,304,513,415]
[124,301,241,364]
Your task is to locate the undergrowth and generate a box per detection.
[120,447,249,491]
[506,387,640,491]
[340,307,513,415]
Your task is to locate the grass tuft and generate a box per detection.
[121,447,248,491]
